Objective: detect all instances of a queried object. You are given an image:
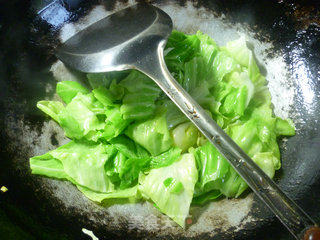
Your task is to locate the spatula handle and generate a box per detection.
[136,41,317,240]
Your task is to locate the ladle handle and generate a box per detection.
[136,41,318,240]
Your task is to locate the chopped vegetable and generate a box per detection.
[30,31,295,227]
[1,186,8,193]
[139,153,197,227]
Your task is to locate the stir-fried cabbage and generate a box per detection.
[30,31,295,227]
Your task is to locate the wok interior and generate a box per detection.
[0,1,319,239]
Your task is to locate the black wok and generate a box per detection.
[0,0,320,239]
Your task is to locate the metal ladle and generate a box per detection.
[56,3,320,240]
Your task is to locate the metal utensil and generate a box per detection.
[56,3,320,240]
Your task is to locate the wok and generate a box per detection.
[0,0,319,239]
